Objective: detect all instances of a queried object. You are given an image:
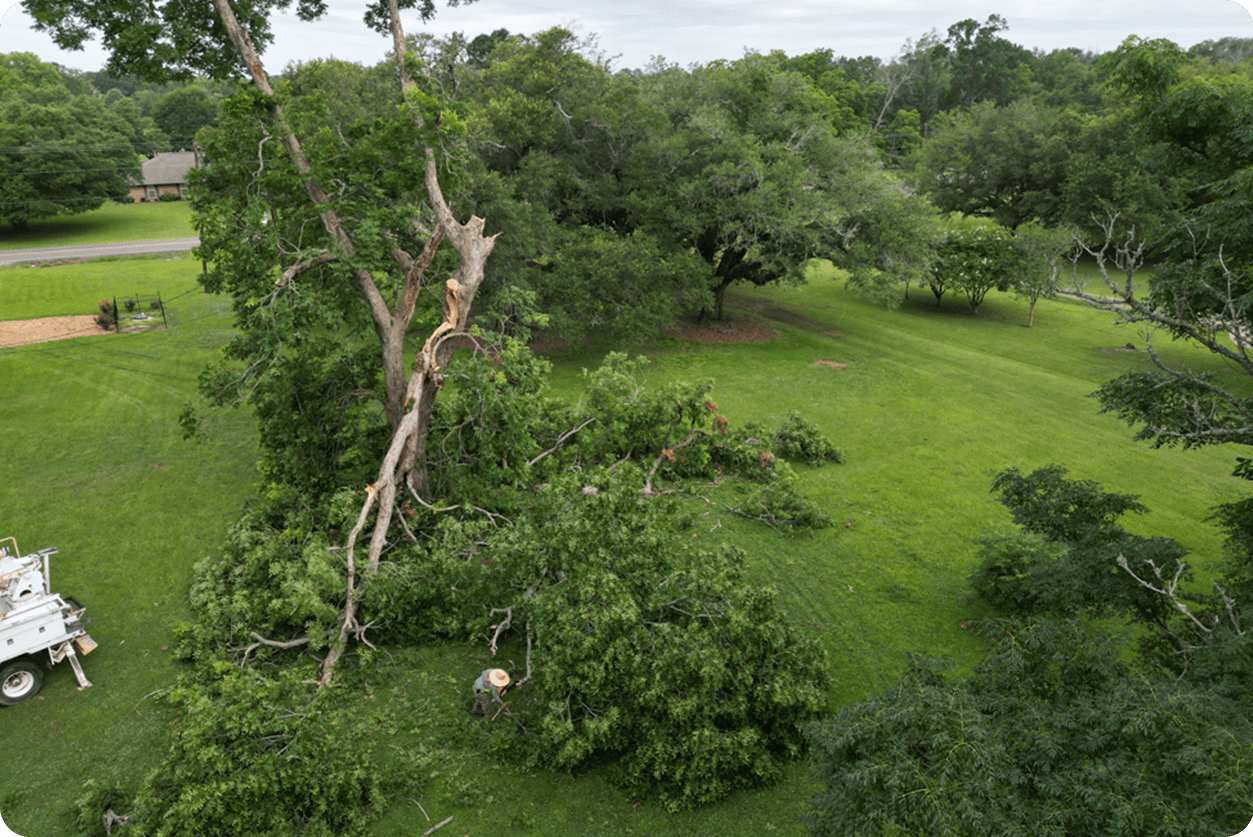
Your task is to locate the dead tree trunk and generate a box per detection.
[321,174,497,684]
[209,0,498,685]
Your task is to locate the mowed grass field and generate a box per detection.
[0,253,258,837]
[0,252,205,322]
[0,201,196,250]
[543,268,1243,706]
[0,229,1246,835]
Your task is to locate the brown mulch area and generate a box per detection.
[662,308,782,344]
[528,293,837,353]
[0,315,164,349]
[726,293,848,339]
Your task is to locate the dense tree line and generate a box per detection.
[0,53,157,229]
[0,52,228,229]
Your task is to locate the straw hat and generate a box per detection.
[487,669,510,689]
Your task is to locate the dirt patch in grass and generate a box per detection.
[815,359,847,368]
[0,315,110,348]
[0,315,164,349]
[663,308,781,344]
[727,293,847,339]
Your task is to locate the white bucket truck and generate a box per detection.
[0,536,97,705]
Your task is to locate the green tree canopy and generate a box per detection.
[936,15,1035,111]
[910,98,1076,229]
[634,53,939,316]
[1079,37,1253,449]
[153,86,221,149]
[927,217,1022,311]
[0,54,146,230]
[807,618,1253,837]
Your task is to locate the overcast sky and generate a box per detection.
[1,0,1251,74]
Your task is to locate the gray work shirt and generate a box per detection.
[473,670,505,704]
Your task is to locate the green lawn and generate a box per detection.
[0,254,204,321]
[0,257,257,837]
[0,256,1245,837]
[0,202,196,250]
[543,271,1242,706]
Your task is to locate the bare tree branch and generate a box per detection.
[528,416,599,467]
[1116,554,1215,635]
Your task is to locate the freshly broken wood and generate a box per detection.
[487,605,514,655]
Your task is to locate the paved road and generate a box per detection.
[0,237,201,266]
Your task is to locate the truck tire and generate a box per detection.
[0,660,43,706]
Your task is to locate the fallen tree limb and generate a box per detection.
[103,809,131,836]
[421,815,454,837]
[488,605,514,656]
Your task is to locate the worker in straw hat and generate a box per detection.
[472,668,510,717]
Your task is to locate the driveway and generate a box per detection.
[0,237,201,266]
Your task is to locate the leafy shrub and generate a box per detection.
[969,532,1064,612]
[930,220,1025,311]
[978,466,1185,622]
[158,191,182,201]
[990,464,1146,543]
[806,618,1253,837]
[483,469,830,810]
[124,666,390,837]
[759,410,845,466]
[123,296,138,313]
[95,313,114,330]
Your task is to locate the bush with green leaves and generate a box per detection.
[929,219,1025,312]
[990,464,1145,542]
[743,410,846,466]
[806,617,1253,837]
[74,666,396,837]
[968,531,1066,612]
[481,467,831,810]
[972,465,1183,624]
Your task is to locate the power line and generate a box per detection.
[0,145,169,154]
[1,166,141,177]
[0,196,143,209]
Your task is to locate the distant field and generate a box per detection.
[1,253,1246,836]
[0,202,196,250]
[0,254,203,322]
